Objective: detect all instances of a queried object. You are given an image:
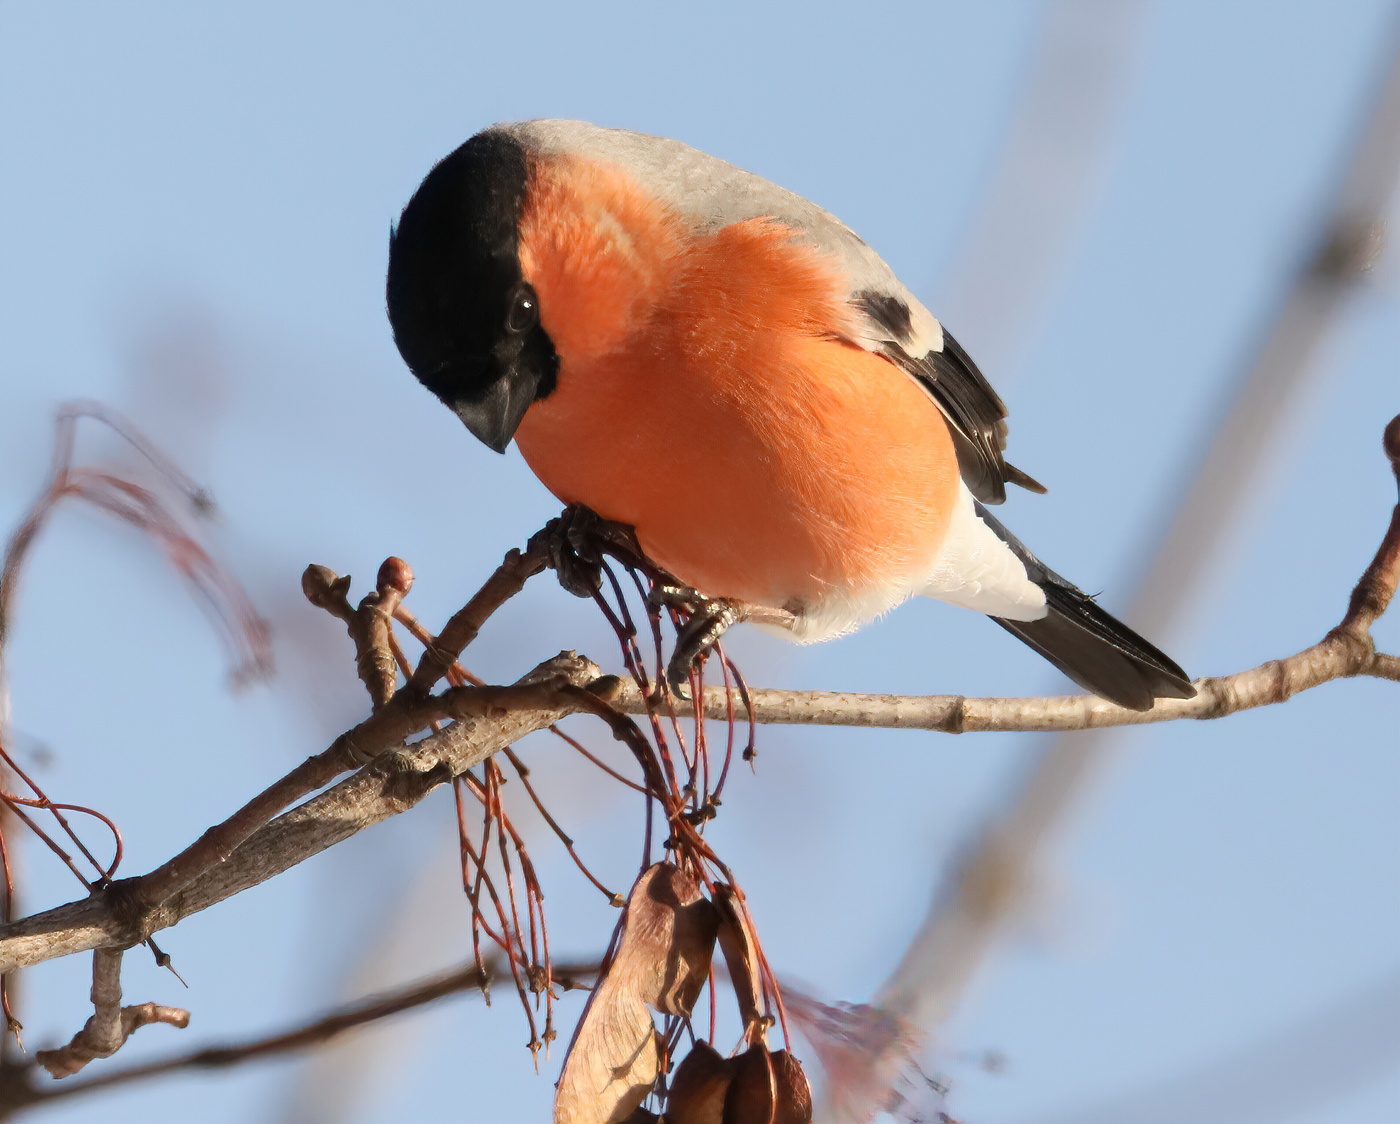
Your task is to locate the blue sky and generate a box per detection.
[1,2,1397,1122]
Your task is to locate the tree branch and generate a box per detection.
[610,526,1398,730]
[609,634,1392,733]
[0,652,603,977]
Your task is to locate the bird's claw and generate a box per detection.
[647,581,704,613]
[665,598,747,698]
[538,507,749,697]
[543,505,646,598]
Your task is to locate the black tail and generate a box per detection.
[975,504,1196,712]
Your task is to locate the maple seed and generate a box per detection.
[667,1041,732,1124]
[554,865,719,1124]
[723,1046,813,1124]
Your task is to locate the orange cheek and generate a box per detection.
[520,235,645,360]
[517,155,685,364]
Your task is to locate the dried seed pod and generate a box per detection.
[666,1041,734,1124]
[630,864,719,1016]
[554,988,659,1123]
[713,886,765,1043]
[722,1045,813,1124]
[555,864,720,1124]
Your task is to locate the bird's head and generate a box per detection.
[386,131,559,453]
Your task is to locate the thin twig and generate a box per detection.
[501,747,623,905]
[13,958,598,1107]
[407,536,552,694]
[32,949,188,1079]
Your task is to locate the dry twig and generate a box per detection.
[12,958,597,1108]
[607,624,1395,732]
[32,949,187,1080]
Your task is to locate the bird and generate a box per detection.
[385,119,1195,711]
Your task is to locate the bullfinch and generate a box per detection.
[385,120,1194,711]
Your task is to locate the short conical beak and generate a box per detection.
[452,369,540,454]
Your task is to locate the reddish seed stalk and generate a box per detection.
[2,798,122,880]
[484,763,537,966]
[593,579,685,798]
[456,774,517,951]
[642,784,655,869]
[606,563,697,799]
[708,964,719,1046]
[549,727,648,794]
[472,769,497,929]
[392,598,581,1030]
[615,569,702,793]
[502,748,619,902]
[714,643,738,801]
[497,782,543,977]
[453,789,515,957]
[1,749,114,882]
[662,607,697,790]
[456,777,513,951]
[0,817,13,926]
[690,658,709,815]
[395,521,783,1073]
[0,814,18,1041]
[0,800,92,890]
[458,779,536,1044]
[453,779,492,991]
[626,575,700,807]
[722,655,756,773]
[484,766,542,1055]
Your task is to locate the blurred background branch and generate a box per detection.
[4,957,599,1112]
[1021,967,1400,1124]
[823,16,1400,1123]
[932,0,1148,382]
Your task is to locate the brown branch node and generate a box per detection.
[302,557,415,709]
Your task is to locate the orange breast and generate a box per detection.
[514,156,960,612]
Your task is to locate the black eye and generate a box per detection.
[506,285,539,334]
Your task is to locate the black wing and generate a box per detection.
[853,293,1044,505]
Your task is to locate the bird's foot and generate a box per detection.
[666,597,749,699]
[646,581,706,615]
[540,505,647,598]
